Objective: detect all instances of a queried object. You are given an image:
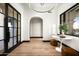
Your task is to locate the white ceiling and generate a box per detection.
[21,3,63,10]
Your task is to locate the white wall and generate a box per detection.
[30,18,42,37]
[23,5,58,40]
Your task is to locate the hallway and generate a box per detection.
[8,38,61,56]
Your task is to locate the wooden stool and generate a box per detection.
[50,39,58,46]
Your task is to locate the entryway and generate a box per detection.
[30,17,43,38]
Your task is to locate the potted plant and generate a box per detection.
[59,23,68,37]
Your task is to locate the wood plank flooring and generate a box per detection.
[8,38,61,56]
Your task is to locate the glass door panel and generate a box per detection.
[14,19,17,27]
[8,17,14,37]
[8,17,14,49]
[8,38,13,49]
[13,19,17,44]
[14,10,17,19]
[0,13,4,54]
[0,40,4,53]
[0,27,4,53]
[0,3,5,13]
[8,17,14,27]
[14,37,17,45]
[9,28,13,37]
[14,28,17,36]
[0,28,4,40]
[8,5,13,17]
[0,13,4,26]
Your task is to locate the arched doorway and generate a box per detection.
[30,17,43,38]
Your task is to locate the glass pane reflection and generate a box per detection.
[14,37,17,45]
[0,28,4,40]
[14,28,17,36]
[0,41,4,53]
[8,6,13,17]
[73,17,79,35]
[9,28,13,37]
[14,20,17,27]
[8,17,13,27]
[0,13,4,26]
[8,38,13,49]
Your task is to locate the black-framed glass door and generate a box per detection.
[0,3,21,54]
[0,3,6,54]
[6,4,21,51]
[0,13,5,54]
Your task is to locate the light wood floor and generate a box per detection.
[8,38,61,56]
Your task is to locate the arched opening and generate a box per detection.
[30,17,43,38]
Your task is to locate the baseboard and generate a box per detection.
[30,37,43,38]
[43,40,50,42]
[22,40,30,42]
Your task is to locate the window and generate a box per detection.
[60,4,79,36]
